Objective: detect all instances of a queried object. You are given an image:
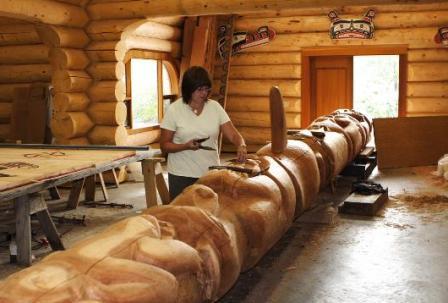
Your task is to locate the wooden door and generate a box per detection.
[310,56,353,119]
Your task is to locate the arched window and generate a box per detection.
[124,50,178,130]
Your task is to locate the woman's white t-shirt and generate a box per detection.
[160,98,230,178]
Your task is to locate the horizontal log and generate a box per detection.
[0,44,49,64]
[88,19,182,41]
[88,80,126,102]
[120,35,182,59]
[126,129,160,146]
[53,93,90,112]
[214,79,300,97]
[52,70,92,92]
[49,48,89,70]
[0,64,51,83]
[148,16,185,27]
[87,0,430,19]
[0,124,11,139]
[407,97,448,114]
[0,0,88,27]
[226,95,301,113]
[229,52,301,66]
[0,83,33,101]
[241,28,439,52]
[244,2,448,18]
[229,111,301,128]
[221,143,264,153]
[0,102,12,119]
[236,126,271,145]
[87,49,122,62]
[216,64,301,80]
[87,101,127,125]
[53,136,90,145]
[87,62,125,80]
[0,24,40,46]
[235,11,448,34]
[408,63,448,82]
[88,125,128,145]
[36,25,89,48]
[408,49,448,62]
[407,82,448,98]
[51,112,94,139]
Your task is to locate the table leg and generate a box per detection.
[35,208,64,251]
[84,175,96,202]
[142,159,158,208]
[67,178,85,209]
[14,195,31,266]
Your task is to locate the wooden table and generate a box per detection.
[0,147,168,266]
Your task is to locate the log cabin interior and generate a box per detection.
[0,0,447,302]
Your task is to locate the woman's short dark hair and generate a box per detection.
[181,66,212,103]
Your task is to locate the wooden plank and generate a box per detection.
[339,189,388,216]
[66,178,85,210]
[374,116,448,169]
[84,175,96,202]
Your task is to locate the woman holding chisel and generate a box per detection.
[160,66,247,200]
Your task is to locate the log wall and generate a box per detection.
[86,16,184,145]
[0,20,51,141]
[217,3,448,147]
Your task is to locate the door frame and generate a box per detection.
[301,45,408,127]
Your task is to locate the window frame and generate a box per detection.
[124,50,179,134]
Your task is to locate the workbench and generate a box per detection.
[0,146,168,266]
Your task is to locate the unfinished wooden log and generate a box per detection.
[87,0,425,19]
[242,2,448,18]
[216,64,301,80]
[0,103,12,120]
[241,28,438,52]
[0,0,88,27]
[0,64,51,83]
[0,83,34,101]
[408,49,448,62]
[87,102,127,125]
[88,80,126,102]
[120,36,182,58]
[0,44,49,64]
[215,79,301,98]
[53,136,90,145]
[36,25,89,48]
[124,21,182,40]
[235,11,448,34]
[0,24,41,46]
[53,93,89,112]
[49,48,89,70]
[52,70,92,93]
[226,96,301,113]
[0,124,11,139]
[126,129,160,146]
[87,19,140,39]
[88,125,128,145]
[407,97,448,114]
[87,62,125,81]
[229,111,301,128]
[236,126,271,145]
[408,63,448,82]
[51,112,94,139]
[229,52,301,66]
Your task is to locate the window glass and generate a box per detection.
[131,58,158,128]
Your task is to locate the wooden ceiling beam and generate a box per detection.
[88,0,446,19]
[0,0,88,27]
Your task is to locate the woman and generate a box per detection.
[160,66,247,200]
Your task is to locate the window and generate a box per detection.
[353,55,399,118]
[125,51,178,131]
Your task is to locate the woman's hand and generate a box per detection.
[236,144,247,163]
[185,139,200,150]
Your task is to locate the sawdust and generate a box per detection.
[385,194,448,224]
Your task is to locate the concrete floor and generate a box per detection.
[0,161,447,303]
